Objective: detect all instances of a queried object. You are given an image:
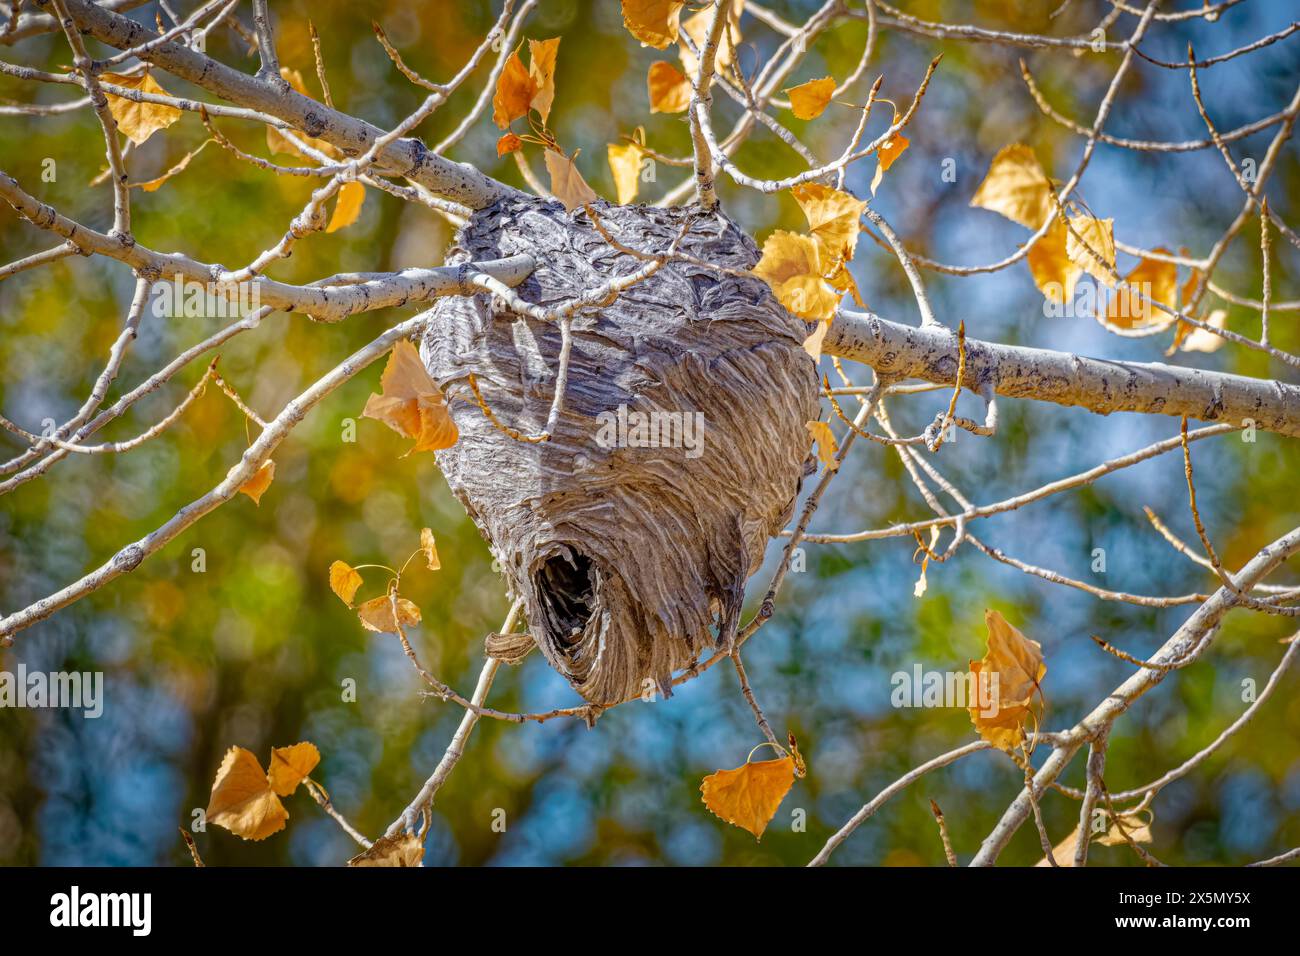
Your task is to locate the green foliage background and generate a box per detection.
[1,0,1298,866]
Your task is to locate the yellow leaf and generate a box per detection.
[527,37,561,124]
[647,60,691,113]
[544,148,599,212]
[802,320,829,361]
[228,459,275,506]
[1065,216,1116,286]
[700,755,796,840]
[968,609,1047,753]
[348,832,425,867]
[492,46,534,128]
[752,230,841,321]
[328,560,364,606]
[326,181,366,233]
[419,527,441,571]
[267,742,321,797]
[679,0,743,78]
[825,260,865,308]
[100,70,182,145]
[785,75,835,120]
[206,746,288,842]
[497,132,523,156]
[356,594,423,633]
[970,144,1055,231]
[607,141,643,205]
[132,138,214,192]
[1180,308,1228,353]
[870,132,910,195]
[1106,250,1177,328]
[361,340,459,454]
[1027,219,1081,305]
[620,0,685,50]
[790,183,866,264]
[806,420,839,472]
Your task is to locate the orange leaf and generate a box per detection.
[326,181,366,233]
[647,60,690,113]
[968,610,1047,752]
[700,755,797,840]
[492,46,534,128]
[497,132,523,156]
[229,459,275,506]
[621,0,685,50]
[360,340,459,454]
[267,742,321,797]
[206,747,288,841]
[100,70,182,145]
[785,76,835,120]
[328,560,364,606]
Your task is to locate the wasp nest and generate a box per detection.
[421,196,818,707]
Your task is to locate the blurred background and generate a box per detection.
[1,0,1298,866]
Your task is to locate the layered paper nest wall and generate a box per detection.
[422,197,819,706]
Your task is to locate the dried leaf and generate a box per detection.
[753,230,841,321]
[802,320,829,362]
[326,181,366,233]
[356,594,423,633]
[700,755,796,840]
[970,144,1055,231]
[206,746,288,842]
[100,70,182,145]
[348,832,425,867]
[647,60,691,113]
[1036,810,1153,866]
[267,742,320,797]
[527,37,561,124]
[329,560,364,606]
[1106,251,1177,329]
[1065,216,1116,286]
[785,75,835,120]
[620,0,685,50]
[419,527,441,571]
[806,420,839,472]
[229,459,275,506]
[607,141,643,205]
[361,340,458,454]
[544,148,599,212]
[968,609,1047,753]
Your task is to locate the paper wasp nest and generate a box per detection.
[422,196,818,707]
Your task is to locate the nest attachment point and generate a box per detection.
[422,196,819,707]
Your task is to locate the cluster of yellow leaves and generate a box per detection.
[1037,809,1154,866]
[264,66,366,232]
[329,527,439,633]
[967,610,1047,753]
[361,339,458,455]
[206,742,320,841]
[971,145,1114,304]
[753,184,866,350]
[700,735,806,840]
[624,0,743,115]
